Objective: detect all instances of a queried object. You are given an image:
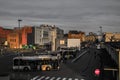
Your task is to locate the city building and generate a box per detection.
[0,27,13,47]
[27,24,64,51]
[7,30,20,48]
[50,26,64,51]
[85,32,97,42]
[7,26,32,48]
[68,30,85,42]
[21,26,32,45]
[67,38,81,49]
[105,32,120,42]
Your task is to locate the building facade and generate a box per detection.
[0,27,12,46]
[7,31,20,48]
[50,26,64,51]
[21,26,32,45]
[105,32,120,42]
[7,26,32,48]
[68,30,85,42]
[27,24,64,51]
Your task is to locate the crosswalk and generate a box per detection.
[31,75,85,80]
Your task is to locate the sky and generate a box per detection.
[0,0,120,33]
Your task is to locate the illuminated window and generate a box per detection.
[60,40,65,45]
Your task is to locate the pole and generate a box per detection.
[18,19,22,49]
[18,19,22,70]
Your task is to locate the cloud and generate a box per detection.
[0,0,120,33]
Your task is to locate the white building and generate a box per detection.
[31,25,64,51]
[67,39,81,50]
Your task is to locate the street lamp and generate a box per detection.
[18,19,22,49]
[18,19,22,70]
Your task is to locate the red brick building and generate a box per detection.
[21,26,32,45]
[7,26,32,48]
[0,27,13,45]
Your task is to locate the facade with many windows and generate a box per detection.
[27,24,64,51]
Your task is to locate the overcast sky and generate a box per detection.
[0,0,120,33]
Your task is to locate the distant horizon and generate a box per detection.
[1,24,120,35]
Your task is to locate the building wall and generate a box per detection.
[33,24,64,51]
[0,27,12,45]
[27,27,35,45]
[21,26,32,45]
[7,26,33,48]
[38,25,51,46]
[105,32,120,42]
[51,27,64,51]
[68,31,85,42]
[51,29,57,51]
[85,32,97,42]
[55,38,67,50]
[85,35,96,42]
[34,27,41,45]
[7,32,20,48]
[67,39,80,49]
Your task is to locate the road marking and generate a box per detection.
[75,78,79,80]
[31,76,39,80]
[31,76,81,80]
[50,77,56,80]
[72,50,88,62]
[62,78,67,80]
[37,76,45,80]
[68,78,72,80]
[45,76,50,79]
[56,77,61,80]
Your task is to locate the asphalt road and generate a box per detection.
[0,51,85,80]
[0,46,117,80]
[66,48,101,80]
[66,46,118,80]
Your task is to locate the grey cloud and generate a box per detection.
[0,0,120,33]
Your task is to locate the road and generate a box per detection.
[0,51,86,80]
[66,47,102,80]
[0,46,117,80]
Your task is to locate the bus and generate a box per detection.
[13,55,60,71]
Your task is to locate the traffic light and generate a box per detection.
[94,69,100,77]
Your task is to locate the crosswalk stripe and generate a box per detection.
[75,78,79,80]
[31,76,39,80]
[37,76,45,80]
[45,76,50,80]
[68,78,72,80]
[62,78,67,80]
[50,77,56,80]
[81,79,85,80]
[56,77,61,80]
[31,76,82,80]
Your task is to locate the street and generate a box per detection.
[0,46,117,80]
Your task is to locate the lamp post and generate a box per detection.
[18,19,22,49]
[18,19,22,70]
